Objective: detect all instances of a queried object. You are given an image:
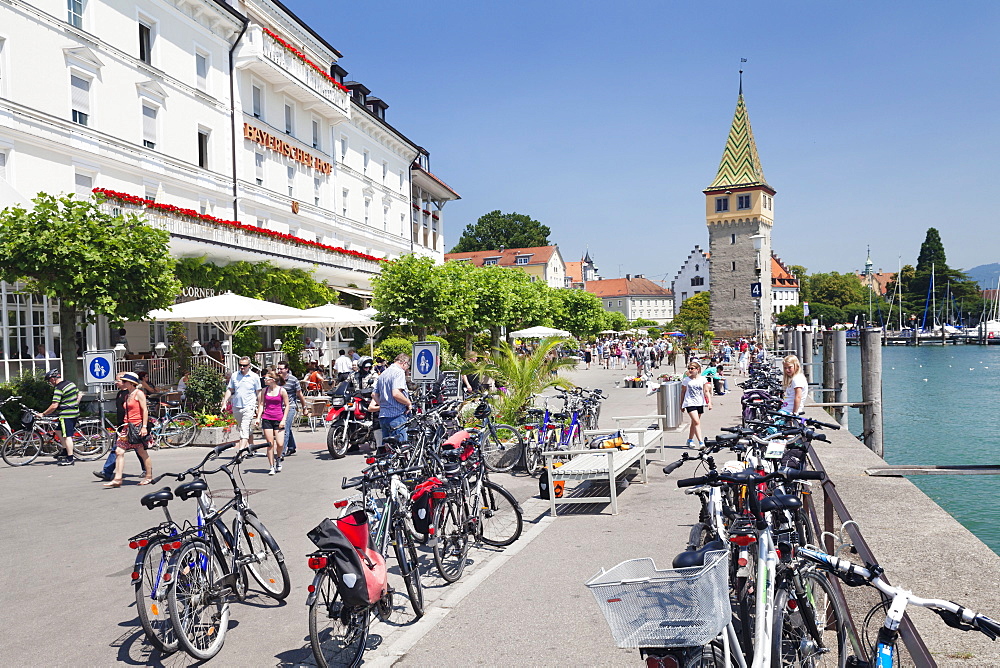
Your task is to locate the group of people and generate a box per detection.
[580,337,675,375]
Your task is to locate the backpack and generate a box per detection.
[307,513,387,607]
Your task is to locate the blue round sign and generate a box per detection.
[416,348,435,376]
[89,357,111,380]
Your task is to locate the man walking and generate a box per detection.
[41,369,80,466]
[334,349,353,382]
[375,353,412,443]
[276,360,306,456]
[222,357,261,449]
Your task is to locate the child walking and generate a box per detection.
[680,360,712,448]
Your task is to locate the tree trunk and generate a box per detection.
[464,331,474,356]
[417,326,428,340]
[489,327,501,351]
[59,302,81,386]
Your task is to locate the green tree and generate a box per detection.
[806,272,867,309]
[372,254,447,338]
[0,193,180,384]
[602,310,628,332]
[916,227,946,273]
[175,257,337,308]
[775,305,804,327]
[503,278,551,345]
[631,318,658,328]
[673,291,710,331]
[902,229,980,314]
[449,211,550,253]
[550,288,606,338]
[787,265,809,301]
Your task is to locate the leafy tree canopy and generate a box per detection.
[631,318,658,328]
[602,311,628,332]
[916,227,946,273]
[673,291,710,331]
[806,272,868,309]
[175,257,337,309]
[550,288,607,338]
[0,193,180,382]
[449,210,550,253]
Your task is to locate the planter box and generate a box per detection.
[191,426,236,446]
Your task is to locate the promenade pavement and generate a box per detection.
[0,360,742,667]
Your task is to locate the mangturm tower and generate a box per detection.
[705,76,775,341]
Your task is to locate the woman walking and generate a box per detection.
[781,355,808,414]
[256,371,289,475]
[680,360,712,448]
[104,372,153,487]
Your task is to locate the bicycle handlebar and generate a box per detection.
[147,442,243,484]
[677,468,824,489]
[341,465,423,490]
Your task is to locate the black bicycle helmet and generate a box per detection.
[473,401,491,419]
[43,369,61,380]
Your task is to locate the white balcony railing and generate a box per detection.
[253,28,351,117]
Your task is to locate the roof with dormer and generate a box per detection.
[445,245,556,268]
[771,254,799,288]
[706,91,771,193]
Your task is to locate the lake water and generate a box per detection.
[811,344,1000,555]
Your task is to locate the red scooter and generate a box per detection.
[325,385,377,459]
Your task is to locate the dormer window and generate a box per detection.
[483,258,499,266]
[515,256,530,265]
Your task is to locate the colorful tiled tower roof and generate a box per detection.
[705,89,770,192]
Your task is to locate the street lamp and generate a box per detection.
[191,340,204,356]
[273,338,283,352]
[113,342,127,360]
[154,341,167,358]
[221,339,232,355]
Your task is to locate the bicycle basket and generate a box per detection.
[20,410,34,428]
[585,550,730,648]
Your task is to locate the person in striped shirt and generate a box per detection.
[41,369,80,466]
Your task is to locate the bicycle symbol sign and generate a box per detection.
[416,349,434,375]
[89,357,111,380]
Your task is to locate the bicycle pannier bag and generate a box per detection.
[538,463,564,500]
[411,476,444,535]
[307,518,386,606]
[335,509,371,551]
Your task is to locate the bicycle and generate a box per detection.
[153,442,290,660]
[465,394,523,474]
[1,407,108,466]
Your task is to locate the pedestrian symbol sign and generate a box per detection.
[411,341,440,382]
[84,350,116,387]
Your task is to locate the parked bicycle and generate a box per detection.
[1,405,109,466]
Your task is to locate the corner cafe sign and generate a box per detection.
[243,123,333,175]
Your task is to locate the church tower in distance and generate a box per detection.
[705,78,774,340]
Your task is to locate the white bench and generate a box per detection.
[542,445,648,517]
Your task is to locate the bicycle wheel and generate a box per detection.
[309,571,370,668]
[686,522,712,550]
[432,497,469,583]
[523,432,543,474]
[481,424,523,473]
[135,535,178,654]
[74,422,110,460]
[168,539,230,661]
[773,571,848,668]
[163,414,198,448]
[478,481,523,547]
[392,526,424,619]
[1,429,41,466]
[239,515,291,600]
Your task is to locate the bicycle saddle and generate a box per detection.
[140,486,174,510]
[552,412,569,420]
[672,539,725,569]
[175,478,209,501]
[526,408,544,416]
[759,494,802,513]
[440,410,458,418]
[160,400,181,407]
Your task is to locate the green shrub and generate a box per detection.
[279,327,307,377]
[167,322,192,375]
[186,365,226,413]
[0,371,54,428]
[374,336,415,362]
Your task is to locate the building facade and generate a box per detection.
[586,275,674,324]
[672,245,710,316]
[0,0,457,380]
[444,246,566,288]
[705,80,774,340]
[771,254,799,315]
[564,250,598,288]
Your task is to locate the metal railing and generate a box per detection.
[114,358,178,389]
[259,29,351,116]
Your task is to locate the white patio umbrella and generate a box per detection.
[147,292,306,367]
[509,325,571,339]
[250,304,381,364]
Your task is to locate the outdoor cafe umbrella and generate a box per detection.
[249,304,381,364]
[147,292,306,364]
[509,325,571,338]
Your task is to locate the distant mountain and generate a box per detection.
[965,263,1000,289]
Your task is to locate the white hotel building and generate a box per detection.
[0,0,458,380]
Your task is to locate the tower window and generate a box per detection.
[732,261,736,271]
[737,194,751,210]
[731,233,736,244]
[715,197,729,213]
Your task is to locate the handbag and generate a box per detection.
[126,423,145,445]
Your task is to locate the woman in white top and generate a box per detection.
[680,360,712,448]
[781,355,808,414]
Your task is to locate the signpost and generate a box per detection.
[84,349,115,387]
[411,341,440,383]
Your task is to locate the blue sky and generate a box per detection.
[294,0,999,282]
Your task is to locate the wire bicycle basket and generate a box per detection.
[585,550,731,648]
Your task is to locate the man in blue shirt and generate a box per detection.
[222,357,261,449]
[374,353,412,443]
[276,360,305,456]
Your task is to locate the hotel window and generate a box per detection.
[607,301,612,308]
[618,300,622,307]
[197,130,210,169]
[311,120,321,149]
[284,103,294,135]
[382,161,388,183]
[0,151,7,181]
[399,170,404,190]
[383,206,389,231]
[737,194,751,210]
[251,85,262,118]
[138,21,153,65]
[0,38,6,96]
[141,104,157,149]
[400,213,405,236]
[340,136,347,162]
[74,173,93,198]
[67,0,84,28]
[715,196,729,212]
[286,165,294,197]
[195,51,208,90]
[363,150,369,174]
[341,189,348,217]
[364,198,370,225]
[70,74,91,126]
[254,152,264,185]
[314,177,321,206]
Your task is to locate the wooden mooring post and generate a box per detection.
[818,329,850,428]
[860,327,884,458]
